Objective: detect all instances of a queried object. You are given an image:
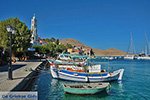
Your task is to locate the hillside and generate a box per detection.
[59,38,128,56]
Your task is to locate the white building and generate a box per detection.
[28,14,39,51]
[30,14,39,46]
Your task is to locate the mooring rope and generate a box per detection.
[25,61,50,80]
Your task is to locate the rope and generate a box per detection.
[107,84,111,94]
[25,61,50,80]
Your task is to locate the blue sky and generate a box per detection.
[1,0,150,53]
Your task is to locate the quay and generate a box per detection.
[0,59,47,91]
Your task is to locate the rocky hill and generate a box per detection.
[59,38,128,56]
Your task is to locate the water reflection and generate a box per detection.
[117,81,124,96]
[50,79,59,87]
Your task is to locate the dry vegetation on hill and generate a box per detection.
[59,38,128,56]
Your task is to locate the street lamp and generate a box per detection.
[6,25,15,80]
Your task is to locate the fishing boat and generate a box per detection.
[58,53,72,60]
[48,59,85,66]
[62,82,110,95]
[48,59,73,65]
[71,55,90,60]
[50,63,124,82]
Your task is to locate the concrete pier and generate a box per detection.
[0,59,44,91]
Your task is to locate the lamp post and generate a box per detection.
[6,25,15,80]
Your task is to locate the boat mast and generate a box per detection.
[127,33,131,54]
[130,33,133,54]
[144,31,150,56]
[127,32,136,54]
[145,31,147,56]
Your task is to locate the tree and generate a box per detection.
[0,17,31,56]
[43,42,56,56]
[45,38,51,42]
[90,48,94,55]
[33,45,49,54]
[50,37,55,42]
[55,44,66,53]
[56,39,59,45]
[67,44,73,48]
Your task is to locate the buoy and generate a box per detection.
[13,59,16,63]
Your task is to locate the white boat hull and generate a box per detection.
[50,66,124,82]
[137,56,150,60]
[124,55,135,59]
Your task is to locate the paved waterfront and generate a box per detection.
[0,59,43,91]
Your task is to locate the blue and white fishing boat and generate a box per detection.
[48,59,85,66]
[48,59,73,65]
[62,82,110,95]
[50,64,124,82]
[58,53,72,60]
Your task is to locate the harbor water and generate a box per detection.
[29,59,150,100]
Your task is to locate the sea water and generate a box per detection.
[30,59,150,100]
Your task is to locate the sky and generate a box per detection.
[1,0,150,53]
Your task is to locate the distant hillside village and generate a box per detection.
[38,37,94,56]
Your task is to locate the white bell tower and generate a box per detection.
[31,14,39,46]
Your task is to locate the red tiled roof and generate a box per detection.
[40,40,48,44]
